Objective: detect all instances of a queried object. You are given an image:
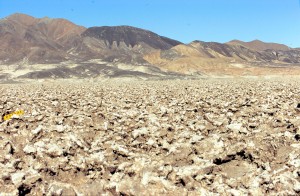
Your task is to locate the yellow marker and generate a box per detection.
[4,114,11,120]
[3,110,24,121]
[15,110,21,115]
[4,114,10,120]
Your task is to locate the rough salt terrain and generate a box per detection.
[1,78,300,195]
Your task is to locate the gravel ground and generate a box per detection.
[0,79,300,195]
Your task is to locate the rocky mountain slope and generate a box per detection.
[0,13,86,64]
[1,13,300,80]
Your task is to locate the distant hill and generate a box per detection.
[227,39,290,51]
[144,40,300,75]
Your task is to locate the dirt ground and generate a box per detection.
[0,78,300,195]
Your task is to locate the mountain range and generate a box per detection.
[1,13,300,81]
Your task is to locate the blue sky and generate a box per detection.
[0,0,300,47]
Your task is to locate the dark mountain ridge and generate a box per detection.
[82,26,182,50]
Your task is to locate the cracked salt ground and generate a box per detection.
[0,79,300,195]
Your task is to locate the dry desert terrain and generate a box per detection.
[1,78,300,195]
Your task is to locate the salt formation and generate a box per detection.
[0,79,300,195]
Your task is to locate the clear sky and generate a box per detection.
[1,0,300,47]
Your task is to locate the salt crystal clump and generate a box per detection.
[46,144,63,157]
[88,152,105,164]
[23,145,37,154]
[132,127,148,139]
[56,125,64,132]
[11,172,25,185]
[226,123,243,131]
[32,125,43,134]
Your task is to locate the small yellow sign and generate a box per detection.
[3,110,24,121]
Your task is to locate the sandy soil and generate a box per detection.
[0,78,300,195]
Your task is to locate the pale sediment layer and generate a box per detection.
[0,79,300,195]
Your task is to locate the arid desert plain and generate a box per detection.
[1,78,300,195]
